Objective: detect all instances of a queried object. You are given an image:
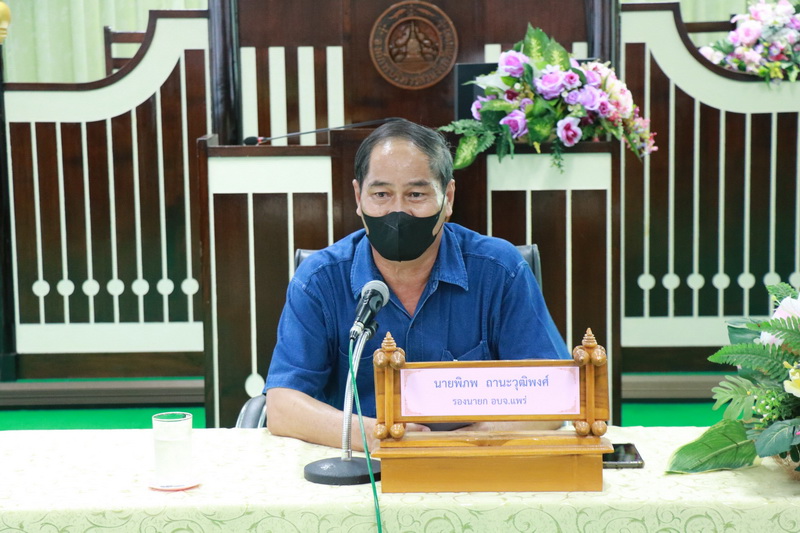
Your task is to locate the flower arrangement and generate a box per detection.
[668,283,800,474]
[699,0,800,83]
[439,25,657,171]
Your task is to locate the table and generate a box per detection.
[1,426,798,532]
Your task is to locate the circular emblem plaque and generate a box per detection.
[370,1,459,90]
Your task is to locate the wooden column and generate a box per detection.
[0,42,17,382]
[209,0,241,144]
[585,0,618,65]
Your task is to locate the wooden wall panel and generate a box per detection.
[85,120,115,323]
[213,194,253,425]
[35,123,64,325]
[252,193,290,424]
[491,190,526,245]
[697,103,721,317]
[160,62,189,322]
[622,43,645,319]
[110,111,138,323]
[239,0,591,130]
[10,123,38,325]
[60,122,90,324]
[722,112,746,317]
[775,113,799,283]
[571,190,607,348]
[672,85,695,318]
[531,190,567,340]
[135,95,165,322]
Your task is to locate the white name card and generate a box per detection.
[399,365,580,417]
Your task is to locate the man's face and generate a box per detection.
[353,138,454,223]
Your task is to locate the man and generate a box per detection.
[265,119,569,451]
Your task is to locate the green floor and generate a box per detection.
[0,406,206,430]
[0,402,720,430]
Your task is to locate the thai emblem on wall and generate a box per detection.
[369,1,458,90]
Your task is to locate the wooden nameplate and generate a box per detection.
[371,329,613,493]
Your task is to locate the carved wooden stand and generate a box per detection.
[372,329,613,493]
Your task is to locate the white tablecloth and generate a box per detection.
[1,426,798,532]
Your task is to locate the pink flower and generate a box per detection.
[597,99,612,118]
[557,117,582,147]
[734,20,763,47]
[500,110,528,139]
[535,66,566,100]
[471,95,496,120]
[563,70,581,90]
[583,69,601,88]
[498,50,530,78]
[578,86,607,111]
[518,98,533,111]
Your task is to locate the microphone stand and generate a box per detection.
[303,322,382,485]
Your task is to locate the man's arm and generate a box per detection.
[266,387,430,451]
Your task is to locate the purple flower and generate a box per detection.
[557,117,582,147]
[499,110,528,139]
[535,66,566,100]
[498,50,530,78]
[578,86,607,111]
[564,90,581,105]
[518,98,533,110]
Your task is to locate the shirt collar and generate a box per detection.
[350,224,469,299]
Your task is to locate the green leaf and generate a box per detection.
[754,418,800,457]
[767,283,799,302]
[726,318,760,345]
[521,26,549,65]
[527,118,553,143]
[708,341,787,380]
[481,99,516,114]
[544,40,571,70]
[748,316,800,355]
[529,96,555,120]
[666,419,757,473]
[710,375,758,420]
[453,136,481,169]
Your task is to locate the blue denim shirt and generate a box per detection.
[264,223,569,417]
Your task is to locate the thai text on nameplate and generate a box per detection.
[400,366,580,417]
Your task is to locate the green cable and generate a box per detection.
[349,339,383,533]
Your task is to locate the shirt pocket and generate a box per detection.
[442,340,489,362]
[337,347,374,382]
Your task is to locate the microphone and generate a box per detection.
[242,118,402,146]
[243,136,268,145]
[349,280,389,341]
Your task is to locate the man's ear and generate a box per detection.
[445,179,455,218]
[352,179,362,217]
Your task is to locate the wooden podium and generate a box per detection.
[371,329,613,493]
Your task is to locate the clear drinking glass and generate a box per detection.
[151,411,197,490]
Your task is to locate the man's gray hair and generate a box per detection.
[354,118,454,191]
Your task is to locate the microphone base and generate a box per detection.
[303,456,381,485]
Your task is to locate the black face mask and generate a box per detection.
[362,203,444,262]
